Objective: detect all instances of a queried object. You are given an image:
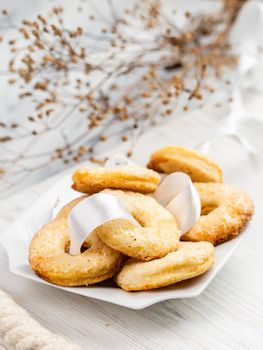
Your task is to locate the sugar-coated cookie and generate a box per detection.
[72,165,161,194]
[115,241,215,291]
[182,183,254,245]
[147,146,223,182]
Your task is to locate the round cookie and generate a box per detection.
[181,183,254,245]
[72,165,161,194]
[29,219,122,287]
[147,146,223,183]
[94,189,181,261]
[115,241,215,291]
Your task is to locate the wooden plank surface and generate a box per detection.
[0,103,263,350]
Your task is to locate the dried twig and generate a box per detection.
[0,0,245,195]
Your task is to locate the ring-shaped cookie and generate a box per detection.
[115,241,215,291]
[94,189,181,261]
[29,218,122,287]
[72,164,161,194]
[147,146,223,183]
[181,183,254,245]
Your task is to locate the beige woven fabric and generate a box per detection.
[0,289,82,350]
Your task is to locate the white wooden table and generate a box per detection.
[1,96,263,349]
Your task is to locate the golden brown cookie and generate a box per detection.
[29,203,122,286]
[72,165,161,194]
[147,146,223,183]
[94,189,181,261]
[115,241,215,291]
[181,183,254,245]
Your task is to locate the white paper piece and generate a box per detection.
[105,153,136,167]
[52,191,83,219]
[68,193,135,255]
[153,172,201,234]
[26,200,57,240]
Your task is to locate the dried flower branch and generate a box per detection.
[0,0,245,196]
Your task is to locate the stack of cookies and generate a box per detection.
[29,146,254,291]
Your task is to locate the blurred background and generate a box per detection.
[0,0,262,198]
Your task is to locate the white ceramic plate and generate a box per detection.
[0,173,249,309]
